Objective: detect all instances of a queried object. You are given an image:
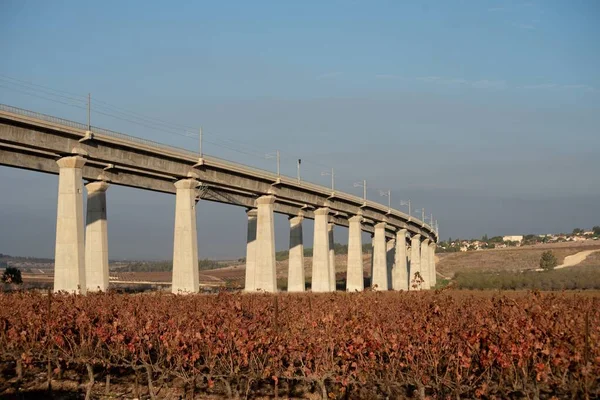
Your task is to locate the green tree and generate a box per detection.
[572,228,583,235]
[522,234,539,245]
[482,234,489,242]
[1,267,23,284]
[593,226,600,235]
[539,251,558,271]
[198,259,223,270]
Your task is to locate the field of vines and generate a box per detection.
[0,290,598,399]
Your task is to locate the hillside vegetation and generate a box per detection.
[454,265,600,290]
[436,241,600,277]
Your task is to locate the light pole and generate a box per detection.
[265,150,280,177]
[378,189,391,210]
[353,180,367,201]
[297,159,301,183]
[199,127,203,158]
[414,208,425,224]
[321,168,335,191]
[87,93,91,132]
[400,200,411,218]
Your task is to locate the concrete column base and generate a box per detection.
[369,234,375,285]
[54,156,86,294]
[420,238,431,289]
[287,215,305,292]
[346,215,364,292]
[84,181,110,292]
[244,209,257,292]
[254,195,277,292]
[328,222,336,291]
[371,222,388,290]
[386,238,395,290]
[409,234,422,290]
[429,243,437,287]
[392,229,409,290]
[311,207,331,292]
[172,178,199,294]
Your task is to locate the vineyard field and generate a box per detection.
[0,290,598,399]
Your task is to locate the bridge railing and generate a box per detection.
[0,103,434,235]
[0,103,201,159]
[0,103,87,131]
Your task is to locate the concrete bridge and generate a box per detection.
[0,103,438,294]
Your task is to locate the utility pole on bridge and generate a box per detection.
[87,93,91,132]
[400,200,411,219]
[353,180,367,202]
[321,168,335,191]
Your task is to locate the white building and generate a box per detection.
[503,235,523,243]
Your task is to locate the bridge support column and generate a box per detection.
[54,156,87,294]
[311,207,331,292]
[244,209,257,292]
[84,181,109,292]
[328,222,336,291]
[369,234,374,284]
[254,195,277,292]
[371,222,388,290]
[409,234,421,290]
[386,237,395,290]
[172,178,199,294]
[420,238,431,289]
[392,229,409,290]
[287,214,305,292]
[346,215,364,291]
[429,242,437,287]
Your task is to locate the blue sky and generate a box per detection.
[1,1,599,259]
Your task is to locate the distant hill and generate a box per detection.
[0,253,54,264]
[437,241,600,277]
[0,253,54,270]
[112,259,240,273]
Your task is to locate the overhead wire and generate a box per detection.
[0,83,88,111]
[0,74,88,100]
[0,75,339,167]
[1,74,378,199]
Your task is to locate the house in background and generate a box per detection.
[502,235,523,243]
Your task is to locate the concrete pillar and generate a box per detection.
[409,234,422,290]
[371,222,388,290]
[311,207,331,292]
[287,214,305,292]
[429,242,437,287]
[84,181,109,292]
[369,234,374,283]
[54,156,86,294]
[328,222,336,291]
[420,238,431,289]
[254,195,277,292]
[244,209,257,292]
[386,238,395,290]
[346,215,364,292]
[392,230,409,290]
[172,178,199,294]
